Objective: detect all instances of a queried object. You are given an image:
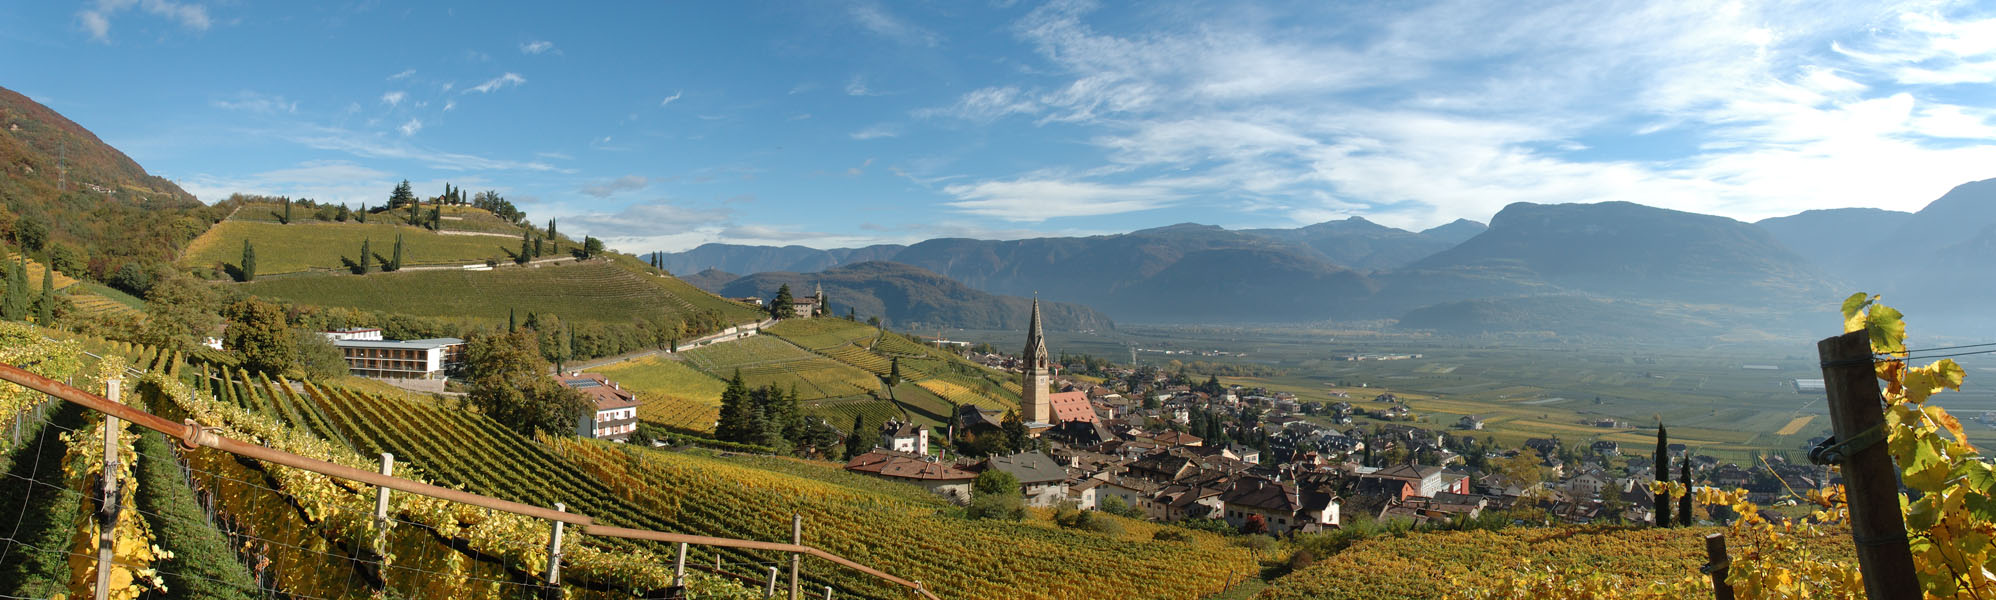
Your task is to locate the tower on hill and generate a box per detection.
[1020,297,1052,424]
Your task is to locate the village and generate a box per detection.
[839,301,1836,536]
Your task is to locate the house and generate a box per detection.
[1097,477,1166,520]
[1155,484,1226,521]
[559,373,640,443]
[1524,438,1562,456]
[1591,440,1620,456]
[1066,478,1103,510]
[1049,390,1097,424]
[1221,478,1303,535]
[1457,415,1486,430]
[846,450,978,502]
[1559,471,1612,500]
[1148,430,1204,447]
[981,452,1072,507]
[326,334,464,380]
[881,420,929,455]
[1365,464,1470,498]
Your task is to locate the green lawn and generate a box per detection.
[239,260,764,326]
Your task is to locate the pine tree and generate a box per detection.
[1654,422,1671,528]
[35,263,53,324]
[717,370,753,443]
[1679,457,1693,526]
[844,413,876,460]
[358,238,373,274]
[772,285,796,319]
[240,240,256,282]
[389,179,415,208]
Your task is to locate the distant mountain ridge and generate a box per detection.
[716,261,1114,331]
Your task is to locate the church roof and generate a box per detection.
[1049,391,1095,423]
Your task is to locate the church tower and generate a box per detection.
[1020,297,1052,424]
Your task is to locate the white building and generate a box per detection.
[326,333,463,380]
[560,373,641,442]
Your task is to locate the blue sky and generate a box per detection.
[4,1,1996,254]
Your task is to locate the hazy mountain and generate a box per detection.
[1419,219,1489,245]
[718,261,1115,331]
[680,268,741,292]
[1394,201,1837,308]
[1756,208,1913,280]
[651,243,904,275]
[1242,217,1465,271]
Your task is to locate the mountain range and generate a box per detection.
[711,261,1115,332]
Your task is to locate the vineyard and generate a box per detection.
[240,259,763,327]
[180,219,525,275]
[590,356,729,433]
[678,336,883,401]
[1253,525,1850,600]
[766,318,880,350]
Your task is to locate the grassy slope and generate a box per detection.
[181,219,524,275]
[239,259,762,326]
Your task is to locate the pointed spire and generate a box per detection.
[1023,296,1047,369]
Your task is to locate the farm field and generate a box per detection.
[589,355,727,432]
[180,220,524,275]
[677,335,882,401]
[239,260,764,327]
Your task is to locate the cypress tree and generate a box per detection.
[241,240,256,282]
[508,308,517,333]
[356,203,367,223]
[844,413,874,460]
[1654,422,1671,528]
[358,238,373,274]
[281,198,292,224]
[547,219,558,253]
[36,263,53,324]
[518,233,533,264]
[391,234,404,271]
[1679,458,1693,526]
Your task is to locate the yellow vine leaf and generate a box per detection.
[1841,292,1873,333]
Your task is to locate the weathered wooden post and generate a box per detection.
[766,566,780,597]
[789,513,803,600]
[1817,331,1919,600]
[374,453,395,521]
[673,541,688,588]
[94,379,122,600]
[824,585,833,599]
[545,503,567,586]
[1702,533,1733,600]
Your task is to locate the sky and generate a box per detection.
[3,1,1996,254]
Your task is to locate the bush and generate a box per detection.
[1153,529,1193,543]
[1054,507,1124,535]
[1099,494,1145,519]
[966,493,1024,521]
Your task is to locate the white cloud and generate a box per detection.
[520,40,557,55]
[850,124,899,140]
[443,100,457,112]
[942,178,1176,221]
[177,160,396,206]
[286,125,564,172]
[580,175,650,198]
[845,75,884,96]
[466,72,527,94]
[78,0,211,43]
[388,69,416,81]
[918,0,1996,229]
[397,118,423,137]
[659,91,683,107]
[380,91,407,106]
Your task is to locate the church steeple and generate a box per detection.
[1020,296,1052,424]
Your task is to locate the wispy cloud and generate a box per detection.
[78,0,211,43]
[659,90,683,107]
[580,175,650,198]
[397,118,423,137]
[850,124,899,140]
[845,75,885,96]
[380,91,406,106]
[466,72,527,94]
[942,178,1176,221]
[520,40,557,55]
[387,69,416,81]
[848,1,939,47]
[285,124,564,172]
[213,91,297,114]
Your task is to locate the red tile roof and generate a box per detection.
[1049,391,1096,424]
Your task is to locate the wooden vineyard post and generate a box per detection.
[545,503,567,586]
[824,585,833,599]
[674,541,689,588]
[767,566,780,597]
[94,379,122,600]
[374,453,395,521]
[1818,331,1919,600]
[790,513,803,600]
[1702,533,1733,600]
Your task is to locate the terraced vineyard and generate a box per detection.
[765,318,879,350]
[181,219,525,275]
[916,379,1014,411]
[241,260,763,327]
[805,395,907,432]
[590,356,727,432]
[678,336,881,401]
